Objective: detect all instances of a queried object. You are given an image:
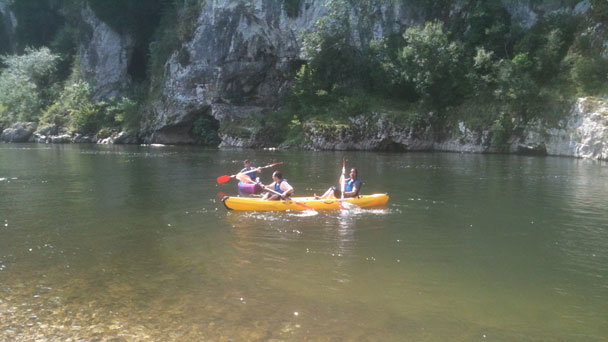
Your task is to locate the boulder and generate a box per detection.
[0,122,37,142]
[73,134,97,143]
[112,131,138,144]
[98,131,138,144]
[50,134,72,144]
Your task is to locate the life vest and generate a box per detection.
[275,179,287,194]
[345,178,360,194]
[241,167,256,182]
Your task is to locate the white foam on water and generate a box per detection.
[288,210,318,217]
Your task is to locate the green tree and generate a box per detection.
[398,22,468,111]
[0,47,59,122]
[494,53,541,122]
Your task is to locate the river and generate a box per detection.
[0,144,606,341]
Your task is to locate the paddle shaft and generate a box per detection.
[340,157,346,209]
[217,162,282,184]
[262,186,314,210]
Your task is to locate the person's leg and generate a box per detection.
[319,186,335,199]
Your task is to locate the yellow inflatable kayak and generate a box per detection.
[222,194,389,211]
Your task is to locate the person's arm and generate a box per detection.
[236,172,255,184]
[280,182,294,198]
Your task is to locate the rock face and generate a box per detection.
[79,5,134,100]
[303,114,490,152]
[301,97,608,161]
[1,122,37,142]
[515,97,608,160]
[142,0,423,144]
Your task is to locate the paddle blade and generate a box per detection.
[217,192,229,199]
[297,202,315,211]
[217,175,231,184]
[340,200,359,211]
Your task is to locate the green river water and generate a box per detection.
[0,144,607,341]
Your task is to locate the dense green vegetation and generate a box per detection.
[266,0,607,148]
[0,0,606,147]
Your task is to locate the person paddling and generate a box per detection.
[317,168,361,199]
[236,159,261,184]
[262,171,294,200]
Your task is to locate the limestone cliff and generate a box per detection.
[301,97,608,161]
[141,0,426,144]
[516,97,608,160]
[79,5,134,100]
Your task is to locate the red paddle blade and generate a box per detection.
[217,175,231,184]
[217,192,229,199]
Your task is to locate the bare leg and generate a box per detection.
[262,193,280,201]
[319,187,335,199]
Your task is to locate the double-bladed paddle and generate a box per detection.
[262,186,315,211]
[216,162,283,184]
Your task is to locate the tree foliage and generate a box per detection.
[0,47,59,123]
[398,22,468,111]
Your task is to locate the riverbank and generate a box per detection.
[2,97,606,161]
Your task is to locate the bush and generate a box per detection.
[491,113,512,150]
[40,81,91,127]
[570,55,608,95]
[71,102,108,134]
[0,47,59,123]
[110,97,140,131]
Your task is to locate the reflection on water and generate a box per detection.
[0,144,607,341]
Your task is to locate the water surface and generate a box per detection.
[1,144,607,341]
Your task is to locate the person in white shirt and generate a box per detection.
[262,171,294,200]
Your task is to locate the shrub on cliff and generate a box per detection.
[569,55,608,96]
